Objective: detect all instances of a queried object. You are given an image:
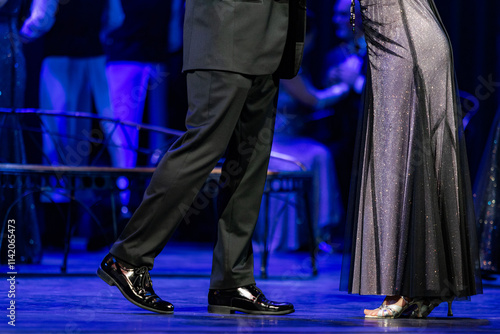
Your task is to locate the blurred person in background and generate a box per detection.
[103,0,184,170]
[88,0,184,248]
[20,0,124,170]
[19,0,123,249]
[320,0,366,213]
[262,11,355,251]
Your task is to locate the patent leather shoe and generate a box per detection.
[97,253,174,314]
[208,284,294,315]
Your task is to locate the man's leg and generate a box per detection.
[107,70,254,268]
[206,74,295,315]
[98,70,256,314]
[210,74,279,289]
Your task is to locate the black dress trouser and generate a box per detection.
[110,70,279,289]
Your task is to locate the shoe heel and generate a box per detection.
[208,305,235,314]
[447,301,453,317]
[97,267,116,286]
[413,300,424,318]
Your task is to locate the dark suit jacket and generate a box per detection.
[182,0,306,79]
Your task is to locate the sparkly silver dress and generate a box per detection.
[340,0,482,298]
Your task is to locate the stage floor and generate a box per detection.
[2,241,499,333]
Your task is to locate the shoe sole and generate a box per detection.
[97,267,174,314]
[364,314,398,319]
[208,304,295,315]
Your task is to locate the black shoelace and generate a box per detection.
[133,267,155,298]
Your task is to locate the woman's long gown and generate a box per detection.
[341,0,482,298]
